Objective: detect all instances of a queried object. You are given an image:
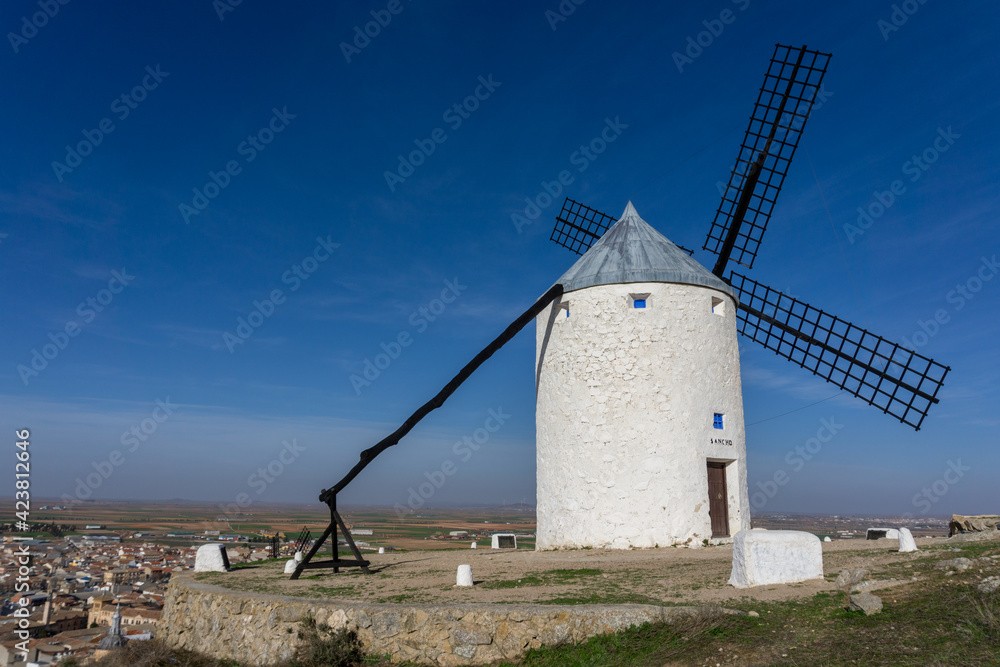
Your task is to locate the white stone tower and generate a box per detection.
[535,203,750,549]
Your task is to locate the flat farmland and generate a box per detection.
[19,500,537,550]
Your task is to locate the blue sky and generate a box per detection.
[1,1,998,518]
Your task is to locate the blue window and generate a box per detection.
[633,299,646,309]
[713,413,724,429]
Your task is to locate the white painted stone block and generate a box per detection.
[283,559,297,574]
[470,542,477,549]
[898,527,918,553]
[194,544,230,572]
[823,536,832,542]
[456,564,473,587]
[491,533,516,549]
[728,529,823,588]
[866,528,899,540]
[378,547,385,554]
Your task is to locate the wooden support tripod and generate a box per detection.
[290,284,563,579]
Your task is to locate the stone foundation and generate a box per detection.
[161,574,738,665]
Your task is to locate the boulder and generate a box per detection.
[835,568,867,592]
[849,592,883,615]
[456,564,473,587]
[935,557,972,572]
[728,530,823,588]
[898,527,917,552]
[949,514,1000,536]
[194,544,230,572]
[947,529,1000,543]
[978,576,1000,594]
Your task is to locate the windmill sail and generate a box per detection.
[729,272,949,430]
[551,198,618,255]
[552,198,694,256]
[705,44,831,274]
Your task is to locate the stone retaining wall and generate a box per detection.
[161,574,738,665]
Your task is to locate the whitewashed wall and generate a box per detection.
[535,281,750,549]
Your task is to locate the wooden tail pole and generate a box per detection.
[292,283,564,578]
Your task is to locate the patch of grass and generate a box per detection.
[546,567,603,581]
[961,590,1000,642]
[501,610,726,666]
[481,575,545,590]
[481,568,604,591]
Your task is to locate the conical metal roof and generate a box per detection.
[556,202,738,301]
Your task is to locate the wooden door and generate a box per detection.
[707,462,730,538]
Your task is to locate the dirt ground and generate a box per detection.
[201,536,960,607]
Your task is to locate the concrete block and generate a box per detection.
[491,533,516,549]
[456,564,473,587]
[194,544,230,572]
[898,527,917,552]
[728,529,823,588]
[866,528,899,540]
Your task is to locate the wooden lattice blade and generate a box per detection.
[730,272,949,430]
[704,44,832,272]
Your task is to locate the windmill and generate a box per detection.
[536,43,949,548]
[291,43,949,575]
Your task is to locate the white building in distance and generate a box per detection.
[535,203,750,549]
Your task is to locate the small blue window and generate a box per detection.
[633,299,646,309]
[713,413,724,429]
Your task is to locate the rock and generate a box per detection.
[949,514,1000,536]
[748,611,759,617]
[728,530,823,588]
[898,527,918,553]
[823,536,832,542]
[977,576,1000,594]
[947,529,1000,543]
[848,592,883,615]
[194,544,230,572]
[835,568,867,591]
[456,564,474,587]
[283,559,297,574]
[935,557,972,571]
[371,611,402,639]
